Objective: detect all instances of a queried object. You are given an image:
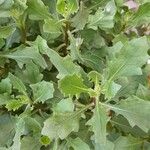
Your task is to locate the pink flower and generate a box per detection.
[124,0,139,10]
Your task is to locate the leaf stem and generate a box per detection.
[63,20,70,56]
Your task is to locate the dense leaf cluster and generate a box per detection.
[0,0,150,149]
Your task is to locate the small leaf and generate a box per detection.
[56,0,79,18]
[87,0,116,30]
[43,19,61,34]
[23,62,43,84]
[59,74,94,97]
[11,118,25,150]
[88,71,102,83]
[129,2,150,26]
[0,94,11,106]
[5,95,29,111]
[30,81,54,103]
[53,98,74,113]
[0,78,12,94]
[71,2,89,30]
[0,25,15,39]
[9,73,27,96]
[68,31,83,62]
[27,0,51,20]
[43,47,81,79]
[136,84,150,100]
[0,114,15,146]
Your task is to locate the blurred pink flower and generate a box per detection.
[124,0,139,10]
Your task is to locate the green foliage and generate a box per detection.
[0,0,150,149]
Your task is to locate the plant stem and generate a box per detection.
[53,138,59,150]
[63,20,70,56]
[20,26,27,44]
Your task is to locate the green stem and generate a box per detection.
[63,20,70,56]
[53,138,59,150]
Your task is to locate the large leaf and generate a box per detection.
[30,81,54,103]
[87,104,110,146]
[103,36,149,98]
[114,135,142,150]
[41,111,80,140]
[1,45,47,69]
[109,96,150,132]
[67,137,90,150]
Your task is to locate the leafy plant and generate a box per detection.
[0,0,150,149]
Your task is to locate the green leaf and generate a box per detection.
[0,25,15,39]
[109,96,150,132]
[71,2,89,30]
[11,0,27,17]
[114,135,142,150]
[129,2,150,26]
[103,36,149,99]
[21,136,41,150]
[87,0,116,30]
[41,111,80,139]
[0,78,12,94]
[1,45,47,69]
[27,0,51,20]
[58,74,94,97]
[43,19,61,34]
[88,71,102,83]
[5,95,29,111]
[56,0,79,18]
[11,118,25,150]
[9,73,27,96]
[42,47,81,79]
[68,31,83,62]
[87,104,110,146]
[30,81,54,103]
[67,137,90,150]
[136,84,150,100]
[94,140,114,150]
[53,98,74,113]
[103,81,122,99]
[0,94,11,106]
[0,114,15,146]
[23,62,43,84]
